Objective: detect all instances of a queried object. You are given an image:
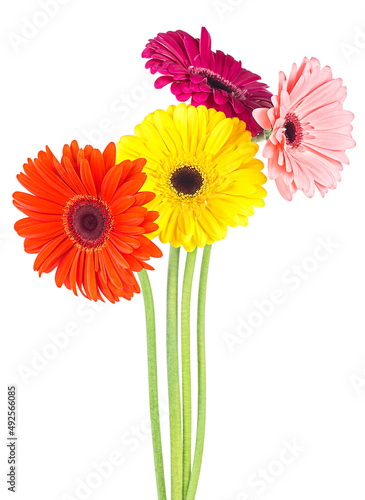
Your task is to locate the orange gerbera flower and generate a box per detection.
[13,140,162,302]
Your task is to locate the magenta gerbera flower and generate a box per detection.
[253,57,356,200]
[142,27,272,137]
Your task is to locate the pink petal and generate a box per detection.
[305,131,356,150]
[275,176,295,201]
[252,108,272,130]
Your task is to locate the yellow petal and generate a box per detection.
[177,210,193,236]
[173,104,189,151]
[204,119,234,156]
[198,208,221,238]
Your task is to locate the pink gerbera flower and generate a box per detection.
[142,27,272,137]
[253,57,355,200]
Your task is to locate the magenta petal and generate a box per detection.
[227,60,242,82]
[213,89,229,105]
[145,59,159,69]
[168,63,189,74]
[155,76,174,89]
[181,81,191,93]
[190,83,203,92]
[214,50,225,75]
[171,82,183,95]
[190,73,204,84]
[158,67,173,76]
[232,98,245,113]
[222,54,235,80]
[216,101,234,118]
[199,82,211,92]
[199,27,212,68]
[142,48,153,58]
[184,35,200,63]
[173,73,187,81]
[193,92,210,104]
[176,93,192,102]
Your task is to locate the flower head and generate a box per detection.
[253,57,356,200]
[116,103,267,252]
[13,141,162,302]
[142,27,272,137]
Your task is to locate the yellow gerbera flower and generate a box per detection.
[116,103,267,251]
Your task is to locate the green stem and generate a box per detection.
[186,244,212,500]
[252,128,273,143]
[181,248,198,498]
[138,269,167,500]
[166,245,182,500]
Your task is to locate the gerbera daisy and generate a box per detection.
[142,27,272,137]
[116,103,267,252]
[13,141,162,302]
[253,57,356,200]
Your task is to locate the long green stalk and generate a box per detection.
[186,244,212,500]
[166,245,182,500]
[138,269,167,500]
[181,248,198,498]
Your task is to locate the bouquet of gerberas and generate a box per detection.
[13,27,355,500]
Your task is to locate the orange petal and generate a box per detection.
[101,164,124,202]
[76,249,88,298]
[114,224,145,235]
[101,247,124,289]
[113,178,146,199]
[109,234,134,254]
[106,241,130,269]
[63,157,88,195]
[13,206,61,222]
[55,246,78,288]
[33,234,68,272]
[103,143,116,172]
[123,253,143,272]
[96,273,117,303]
[80,159,97,197]
[34,158,76,199]
[114,212,145,225]
[134,191,156,206]
[89,148,106,194]
[69,248,81,296]
[38,237,73,274]
[84,251,98,301]
[110,195,135,215]
[15,220,64,239]
[13,192,63,214]
[17,173,67,205]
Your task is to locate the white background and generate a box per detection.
[1,0,365,499]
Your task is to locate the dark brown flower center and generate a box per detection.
[190,67,248,100]
[284,112,303,149]
[170,166,204,196]
[206,76,232,94]
[64,196,113,249]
